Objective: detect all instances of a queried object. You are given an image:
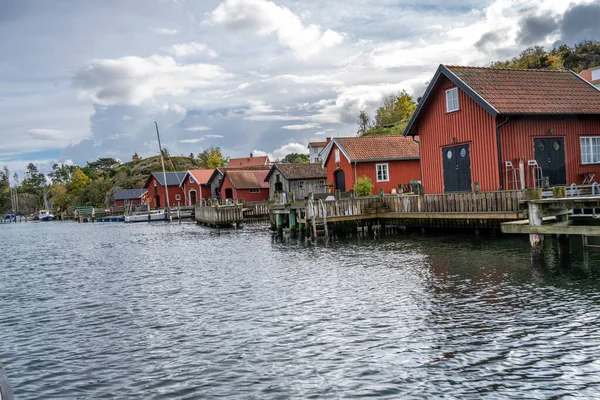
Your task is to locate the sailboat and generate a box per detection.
[39,192,54,221]
[125,121,171,223]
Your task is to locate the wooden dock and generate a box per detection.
[269,190,527,238]
[195,200,269,227]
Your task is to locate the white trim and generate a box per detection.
[335,148,341,163]
[188,189,197,206]
[249,188,260,193]
[376,163,389,182]
[580,136,600,164]
[446,87,459,112]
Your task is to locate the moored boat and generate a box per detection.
[39,209,54,221]
[124,209,166,223]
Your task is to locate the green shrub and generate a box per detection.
[354,176,374,196]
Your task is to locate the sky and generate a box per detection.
[1,0,599,181]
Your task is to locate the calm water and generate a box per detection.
[2,222,600,399]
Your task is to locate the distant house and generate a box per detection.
[264,163,327,201]
[180,169,214,205]
[114,188,147,207]
[320,136,420,194]
[220,169,270,202]
[308,141,328,163]
[404,65,600,194]
[579,67,600,89]
[143,172,187,208]
[227,153,271,168]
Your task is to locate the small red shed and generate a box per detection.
[180,169,214,205]
[405,65,600,194]
[220,169,270,202]
[320,136,421,194]
[143,172,187,208]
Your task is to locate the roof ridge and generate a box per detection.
[446,65,570,73]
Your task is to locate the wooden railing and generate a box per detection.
[195,204,243,225]
[242,201,270,219]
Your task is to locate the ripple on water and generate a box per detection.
[2,222,600,399]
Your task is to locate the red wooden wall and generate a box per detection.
[417,77,499,194]
[115,199,143,207]
[220,175,269,202]
[324,143,421,193]
[501,116,600,187]
[145,176,186,208]
[181,181,211,205]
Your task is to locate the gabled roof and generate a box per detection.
[222,169,270,190]
[181,169,214,186]
[308,141,328,148]
[115,188,147,200]
[320,136,419,163]
[227,155,270,168]
[405,64,600,136]
[144,172,187,188]
[264,163,326,182]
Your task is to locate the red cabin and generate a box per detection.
[114,188,146,207]
[143,172,187,208]
[405,65,600,194]
[180,169,214,205]
[220,169,270,202]
[320,136,421,194]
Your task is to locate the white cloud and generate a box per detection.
[164,42,218,58]
[26,128,63,140]
[73,54,233,105]
[179,138,204,143]
[153,28,179,35]
[281,123,319,130]
[272,142,308,158]
[205,134,224,139]
[210,0,344,59]
[122,115,132,121]
[185,125,212,131]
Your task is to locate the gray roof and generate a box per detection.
[115,188,147,200]
[146,172,187,187]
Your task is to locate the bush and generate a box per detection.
[354,176,374,196]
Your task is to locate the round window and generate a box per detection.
[446,150,453,159]
[537,141,545,151]
[460,148,467,158]
[553,141,561,151]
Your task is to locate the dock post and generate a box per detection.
[527,195,544,261]
[289,209,297,233]
[276,212,283,234]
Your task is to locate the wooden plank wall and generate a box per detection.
[195,204,243,225]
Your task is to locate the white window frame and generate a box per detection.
[153,180,157,187]
[175,194,181,201]
[446,87,459,113]
[249,188,260,193]
[189,175,194,183]
[581,136,600,164]
[124,199,129,205]
[335,149,340,163]
[376,163,389,182]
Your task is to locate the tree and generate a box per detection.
[357,90,417,137]
[198,147,229,169]
[21,163,46,193]
[284,153,309,163]
[357,110,373,136]
[0,166,11,213]
[50,183,70,212]
[353,176,374,196]
[48,163,77,184]
[132,152,141,161]
[69,168,92,204]
[87,157,120,171]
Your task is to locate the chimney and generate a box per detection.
[250,152,253,158]
[326,137,331,144]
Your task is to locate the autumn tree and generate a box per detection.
[198,147,229,169]
[357,90,417,137]
[69,168,92,204]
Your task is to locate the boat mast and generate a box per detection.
[154,121,171,217]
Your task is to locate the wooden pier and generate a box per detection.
[195,200,269,227]
[270,190,527,238]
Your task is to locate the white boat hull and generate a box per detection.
[125,210,166,223]
[39,215,54,221]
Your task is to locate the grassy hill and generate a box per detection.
[111,155,203,190]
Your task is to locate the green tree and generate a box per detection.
[198,147,229,169]
[69,167,92,204]
[21,163,46,193]
[353,176,374,196]
[284,153,309,163]
[357,91,417,137]
[132,152,141,161]
[48,163,77,184]
[0,166,11,213]
[50,183,70,212]
[357,110,373,136]
[87,157,120,171]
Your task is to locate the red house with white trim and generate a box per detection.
[220,169,270,202]
[143,172,187,208]
[180,169,214,205]
[404,65,600,194]
[320,136,421,194]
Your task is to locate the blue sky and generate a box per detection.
[1,0,598,181]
